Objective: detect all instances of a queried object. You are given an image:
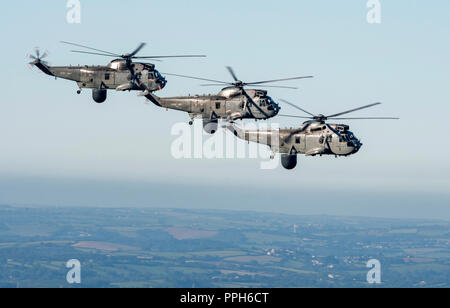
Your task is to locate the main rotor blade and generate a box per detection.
[129,42,146,57]
[250,85,298,89]
[280,99,315,116]
[133,55,206,59]
[327,117,400,120]
[61,41,121,56]
[246,76,314,85]
[278,115,313,119]
[226,66,239,82]
[201,84,234,87]
[326,102,382,118]
[161,73,229,84]
[70,50,119,57]
[199,84,297,89]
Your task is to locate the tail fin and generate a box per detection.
[144,93,163,107]
[28,48,54,76]
[34,61,54,76]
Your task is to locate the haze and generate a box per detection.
[0,1,449,220]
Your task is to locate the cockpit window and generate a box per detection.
[259,99,266,107]
[327,135,332,143]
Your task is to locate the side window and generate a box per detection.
[216,102,221,109]
[295,136,301,144]
[319,136,325,144]
[105,73,110,81]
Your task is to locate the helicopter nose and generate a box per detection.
[274,104,281,113]
[158,79,167,89]
[352,140,363,153]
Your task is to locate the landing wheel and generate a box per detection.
[189,121,193,126]
[77,90,81,95]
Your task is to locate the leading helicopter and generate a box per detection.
[145,67,313,134]
[27,42,206,104]
[226,101,399,170]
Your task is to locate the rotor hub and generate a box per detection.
[234,81,244,88]
[313,114,327,121]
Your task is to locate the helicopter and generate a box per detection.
[144,67,313,134]
[226,101,399,170]
[27,42,206,104]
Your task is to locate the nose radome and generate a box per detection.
[353,141,363,153]
[274,106,281,116]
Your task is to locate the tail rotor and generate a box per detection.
[27,47,50,69]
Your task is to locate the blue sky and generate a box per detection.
[0,1,449,219]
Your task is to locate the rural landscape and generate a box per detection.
[0,205,448,288]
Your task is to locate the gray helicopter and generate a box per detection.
[227,101,399,170]
[27,42,206,103]
[145,67,313,134]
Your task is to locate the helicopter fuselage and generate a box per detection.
[35,59,167,103]
[228,121,363,169]
[146,87,280,134]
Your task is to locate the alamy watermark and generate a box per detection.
[367,0,382,24]
[66,259,81,284]
[366,259,382,284]
[171,121,280,170]
[66,0,81,24]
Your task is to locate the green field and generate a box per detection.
[0,205,448,288]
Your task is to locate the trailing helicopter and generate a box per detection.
[144,67,313,134]
[226,101,399,170]
[27,42,206,104]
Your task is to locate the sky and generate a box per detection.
[0,0,449,220]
